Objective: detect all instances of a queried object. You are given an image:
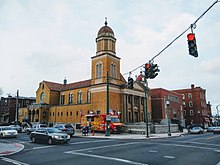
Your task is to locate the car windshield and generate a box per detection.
[193,127,200,130]
[65,125,73,128]
[2,127,14,130]
[47,128,62,133]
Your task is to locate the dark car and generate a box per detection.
[30,127,70,144]
[53,124,75,137]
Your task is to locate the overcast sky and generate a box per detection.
[0,0,219,115]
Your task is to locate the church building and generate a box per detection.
[19,20,152,126]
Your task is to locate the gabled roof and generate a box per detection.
[43,79,91,92]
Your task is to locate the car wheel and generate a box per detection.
[0,133,3,138]
[48,137,53,145]
[31,136,36,143]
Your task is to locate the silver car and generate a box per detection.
[190,127,204,134]
[0,126,18,138]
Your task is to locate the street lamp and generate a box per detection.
[216,105,220,125]
[166,100,171,136]
[198,111,200,126]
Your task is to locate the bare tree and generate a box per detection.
[0,87,3,97]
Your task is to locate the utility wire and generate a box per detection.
[123,0,219,76]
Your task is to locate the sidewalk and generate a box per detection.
[74,131,186,139]
[0,131,187,157]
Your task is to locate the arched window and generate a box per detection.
[87,90,91,103]
[77,91,82,104]
[110,63,116,78]
[96,62,103,78]
[69,92,73,104]
[60,93,65,105]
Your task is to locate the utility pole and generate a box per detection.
[105,71,110,136]
[15,90,19,122]
[144,75,149,138]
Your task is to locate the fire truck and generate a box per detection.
[81,114,123,133]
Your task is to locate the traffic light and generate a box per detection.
[144,63,151,79]
[128,77,134,89]
[149,63,160,79]
[187,33,198,58]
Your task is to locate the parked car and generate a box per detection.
[9,125,22,133]
[30,127,70,144]
[207,126,216,132]
[213,127,220,134]
[53,124,75,137]
[0,126,18,138]
[190,127,204,134]
[26,124,47,135]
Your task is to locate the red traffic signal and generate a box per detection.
[187,33,195,41]
[187,33,198,58]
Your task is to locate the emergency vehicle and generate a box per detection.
[81,114,123,133]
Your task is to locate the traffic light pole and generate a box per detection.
[144,75,149,138]
[105,71,110,136]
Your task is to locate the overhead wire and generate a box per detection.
[123,0,219,77]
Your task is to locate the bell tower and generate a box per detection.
[91,19,121,85]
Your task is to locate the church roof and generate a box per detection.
[43,79,91,92]
[97,19,114,37]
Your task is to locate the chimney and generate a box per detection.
[63,78,67,85]
[191,84,195,89]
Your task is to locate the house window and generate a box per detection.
[184,110,186,116]
[183,102,186,106]
[66,112,68,116]
[188,93,192,99]
[77,91,82,104]
[97,110,101,114]
[69,93,73,104]
[76,111,78,116]
[189,101,193,107]
[70,111,72,116]
[87,90,91,103]
[60,94,65,105]
[190,109,194,116]
[182,94,185,100]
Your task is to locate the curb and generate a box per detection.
[0,143,25,156]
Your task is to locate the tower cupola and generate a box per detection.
[96,18,116,56]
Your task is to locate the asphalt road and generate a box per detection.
[0,132,220,165]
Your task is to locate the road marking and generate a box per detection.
[66,142,140,152]
[69,139,115,145]
[33,146,54,150]
[163,156,175,159]
[206,135,220,140]
[147,142,217,151]
[1,157,30,165]
[32,140,114,150]
[148,150,158,153]
[68,152,148,165]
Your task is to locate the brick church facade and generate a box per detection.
[19,20,152,125]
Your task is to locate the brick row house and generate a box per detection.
[19,20,152,126]
[0,96,35,124]
[150,88,184,126]
[173,84,212,128]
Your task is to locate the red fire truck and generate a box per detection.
[81,114,123,133]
